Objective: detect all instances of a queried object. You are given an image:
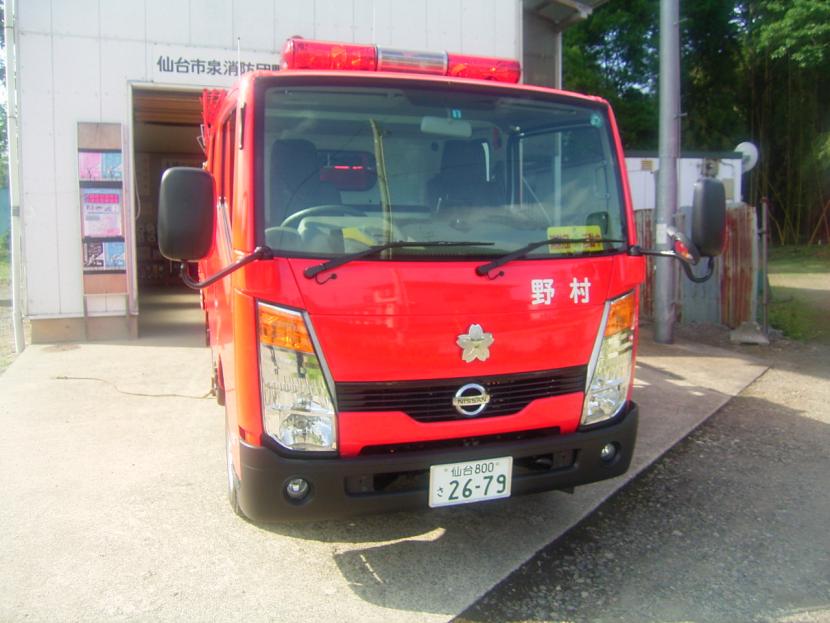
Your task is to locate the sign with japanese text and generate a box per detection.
[81,188,123,238]
[545,225,604,254]
[151,44,280,86]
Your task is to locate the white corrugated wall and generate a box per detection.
[15,0,522,319]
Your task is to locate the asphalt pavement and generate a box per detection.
[458,333,830,623]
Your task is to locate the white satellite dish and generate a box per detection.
[735,141,759,173]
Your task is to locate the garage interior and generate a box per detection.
[131,88,205,341]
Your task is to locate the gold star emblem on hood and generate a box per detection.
[456,324,494,363]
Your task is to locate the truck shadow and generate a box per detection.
[255,387,827,619]
[270,491,572,615]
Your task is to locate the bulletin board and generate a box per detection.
[78,149,126,274]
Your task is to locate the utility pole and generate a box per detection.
[654,0,680,343]
[5,0,25,353]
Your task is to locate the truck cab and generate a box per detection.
[158,38,680,521]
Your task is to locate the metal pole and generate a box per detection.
[552,30,563,90]
[5,0,26,353]
[654,0,680,344]
[760,197,769,335]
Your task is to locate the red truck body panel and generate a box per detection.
[189,59,645,519]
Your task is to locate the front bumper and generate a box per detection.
[237,402,638,522]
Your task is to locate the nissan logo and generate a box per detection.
[452,383,490,417]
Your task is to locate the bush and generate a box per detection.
[0,230,9,259]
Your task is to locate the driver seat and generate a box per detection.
[270,139,341,224]
[428,140,493,214]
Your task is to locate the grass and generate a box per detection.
[768,290,826,341]
[767,244,830,274]
[767,244,830,343]
[0,230,8,282]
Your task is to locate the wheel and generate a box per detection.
[226,413,245,518]
[280,204,365,228]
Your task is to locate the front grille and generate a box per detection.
[336,365,586,422]
[358,426,561,456]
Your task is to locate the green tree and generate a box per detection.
[742,0,830,242]
[680,0,744,150]
[757,0,830,67]
[1,0,7,189]
[0,103,7,189]
[563,0,659,149]
[564,0,830,243]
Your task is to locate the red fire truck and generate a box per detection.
[158,37,725,521]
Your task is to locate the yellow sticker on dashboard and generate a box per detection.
[342,227,376,247]
[546,225,603,253]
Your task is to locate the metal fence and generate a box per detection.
[635,203,758,328]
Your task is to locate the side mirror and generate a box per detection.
[691,177,726,257]
[158,167,214,261]
[630,217,720,284]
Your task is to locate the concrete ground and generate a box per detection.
[0,290,767,622]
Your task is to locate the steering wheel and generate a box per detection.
[280,205,365,228]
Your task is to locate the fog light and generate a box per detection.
[285,477,310,500]
[600,443,617,463]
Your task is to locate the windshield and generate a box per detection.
[258,80,626,260]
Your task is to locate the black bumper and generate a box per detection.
[237,403,638,522]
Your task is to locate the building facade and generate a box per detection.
[9,0,524,341]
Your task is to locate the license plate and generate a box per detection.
[428,457,513,508]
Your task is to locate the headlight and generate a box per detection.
[258,303,336,452]
[581,291,636,427]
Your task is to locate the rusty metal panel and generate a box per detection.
[635,210,655,320]
[637,204,757,328]
[720,204,758,327]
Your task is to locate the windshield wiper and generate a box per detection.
[475,237,625,277]
[304,241,494,280]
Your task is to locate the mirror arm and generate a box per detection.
[679,256,716,283]
[180,246,273,290]
[628,245,679,259]
[629,246,717,284]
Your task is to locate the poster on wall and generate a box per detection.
[104,241,126,269]
[78,151,123,181]
[78,152,102,181]
[83,240,126,272]
[102,152,123,180]
[81,188,123,237]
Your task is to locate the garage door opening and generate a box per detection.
[132,88,205,341]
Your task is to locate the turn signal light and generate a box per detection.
[604,291,636,337]
[259,305,314,353]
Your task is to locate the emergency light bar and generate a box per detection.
[280,37,521,83]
